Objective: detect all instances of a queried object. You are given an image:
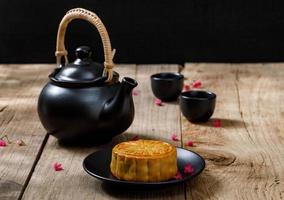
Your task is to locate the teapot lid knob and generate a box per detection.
[75,46,92,59]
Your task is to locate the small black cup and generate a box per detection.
[180,90,216,122]
[150,72,184,101]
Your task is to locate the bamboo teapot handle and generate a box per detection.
[55,8,115,82]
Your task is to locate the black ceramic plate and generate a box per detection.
[83,147,205,187]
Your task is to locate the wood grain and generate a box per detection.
[182,63,284,200]
[0,64,53,200]
[3,63,282,200]
[22,64,185,200]
[128,65,182,144]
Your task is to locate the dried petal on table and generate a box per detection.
[186,140,194,147]
[213,119,222,128]
[130,135,140,141]
[154,98,163,106]
[132,90,139,96]
[53,162,63,171]
[0,139,7,147]
[192,80,202,88]
[173,171,183,180]
[183,84,190,91]
[184,163,194,174]
[171,133,179,141]
[0,135,12,144]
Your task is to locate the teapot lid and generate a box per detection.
[49,46,118,86]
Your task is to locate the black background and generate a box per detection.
[1,0,284,64]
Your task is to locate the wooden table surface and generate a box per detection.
[0,63,283,200]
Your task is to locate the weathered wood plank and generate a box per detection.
[182,63,284,199]
[22,64,185,200]
[0,64,53,200]
[129,65,183,144]
[4,63,283,199]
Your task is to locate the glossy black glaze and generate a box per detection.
[150,72,184,101]
[37,46,138,144]
[50,46,120,87]
[83,147,205,188]
[180,90,216,122]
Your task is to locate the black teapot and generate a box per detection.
[38,8,138,144]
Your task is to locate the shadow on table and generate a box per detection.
[57,138,114,149]
[164,101,179,105]
[101,171,221,199]
[192,118,245,128]
[54,131,162,151]
[101,182,185,198]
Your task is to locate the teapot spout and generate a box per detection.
[119,77,138,95]
[102,77,138,117]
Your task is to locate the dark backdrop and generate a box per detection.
[1,1,284,64]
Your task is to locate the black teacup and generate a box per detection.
[150,72,184,101]
[180,90,216,122]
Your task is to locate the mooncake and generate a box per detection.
[110,139,177,182]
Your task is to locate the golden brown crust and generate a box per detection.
[110,140,178,182]
[113,139,175,158]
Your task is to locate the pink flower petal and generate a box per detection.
[192,80,202,88]
[186,140,194,147]
[0,139,7,147]
[132,90,139,96]
[53,162,63,171]
[154,98,163,106]
[171,133,179,141]
[184,163,194,174]
[174,171,183,180]
[183,84,190,91]
[213,119,221,128]
[130,135,139,141]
